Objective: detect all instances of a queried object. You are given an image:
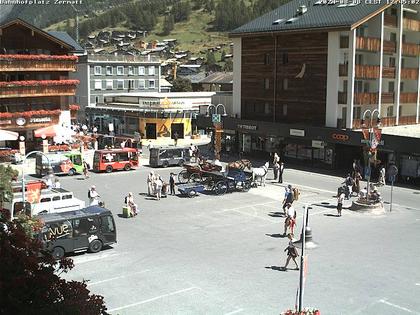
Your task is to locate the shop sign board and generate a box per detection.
[212,114,221,124]
[311,140,325,148]
[290,129,305,137]
[237,124,257,131]
[331,133,349,141]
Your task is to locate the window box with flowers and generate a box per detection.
[282,308,320,315]
[0,109,61,119]
[0,80,79,98]
[0,55,78,72]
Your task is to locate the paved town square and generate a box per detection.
[51,163,420,315]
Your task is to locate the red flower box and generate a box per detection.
[0,109,61,119]
[0,54,78,61]
[0,80,80,88]
[69,104,80,111]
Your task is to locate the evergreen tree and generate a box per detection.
[171,77,193,92]
[162,14,175,36]
[206,50,216,71]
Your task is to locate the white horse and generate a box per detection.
[252,162,269,186]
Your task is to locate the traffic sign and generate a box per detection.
[212,113,221,124]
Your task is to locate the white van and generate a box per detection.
[4,187,85,220]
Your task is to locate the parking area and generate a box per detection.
[49,165,420,315]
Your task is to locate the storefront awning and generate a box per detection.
[0,129,19,141]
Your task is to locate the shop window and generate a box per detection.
[148,79,156,89]
[264,78,270,90]
[296,145,312,160]
[117,66,124,76]
[264,103,273,114]
[284,144,297,158]
[94,66,102,75]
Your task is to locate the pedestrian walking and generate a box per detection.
[273,152,280,165]
[342,174,354,199]
[283,235,299,270]
[147,171,155,196]
[283,203,296,236]
[278,162,284,183]
[169,173,176,195]
[154,175,163,200]
[83,160,90,179]
[173,131,179,146]
[88,185,100,206]
[354,170,362,194]
[337,189,345,217]
[379,165,386,186]
[282,185,294,214]
[273,161,280,181]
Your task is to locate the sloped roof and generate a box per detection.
[230,0,391,36]
[200,72,233,85]
[47,31,84,52]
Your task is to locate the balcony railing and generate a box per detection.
[339,64,348,76]
[399,115,418,125]
[0,80,79,99]
[402,43,420,57]
[403,18,420,32]
[383,40,396,54]
[354,92,378,105]
[353,117,397,129]
[381,92,394,103]
[401,68,418,80]
[382,67,395,78]
[384,14,397,28]
[355,64,380,79]
[356,36,381,52]
[0,55,77,72]
[400,92,418,103]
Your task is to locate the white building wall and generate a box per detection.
[232,37,242,118]
[326,32,340,128]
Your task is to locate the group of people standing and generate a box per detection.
[147,171,176,200]
[272,153,285,183]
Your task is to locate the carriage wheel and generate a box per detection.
[214,181,228,195]
[178,170,189,183]
[189,173,202,183]
[242,181,251,192]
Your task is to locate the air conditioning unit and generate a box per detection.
[297,5,308,15]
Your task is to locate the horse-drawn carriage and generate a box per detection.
[176,159,259,196]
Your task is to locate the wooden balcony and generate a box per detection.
[0,55,77,72]
[355,64,380,79]
[0,80,78,99]
[399,115,418,125]
[383,40,396,55]
[402,43,420,57]
[401,68,418,80]
[381,92,394,103]
[353,116,397,129]
[384,14,397,28]
[382,67,395,78]
[400,92,418,103]
[403,18,420,32]
[339,64,348,77]
[338,92,347,104]
[354,92,379,105]
[356,36,380,52]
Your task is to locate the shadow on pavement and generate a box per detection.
[268,211,285,218]
[265,266,288,272]
[323,213,340,217]
[265,233,287,238]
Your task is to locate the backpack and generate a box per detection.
[124,196,128,204]
[293,188,300,201]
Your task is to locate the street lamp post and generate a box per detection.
[206,104,227,160]
[21,151,51,209]
[361,109,381,202]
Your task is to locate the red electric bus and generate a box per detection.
[93,148,139,173]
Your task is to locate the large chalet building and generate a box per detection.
[0,19,82,150]
[198,0,420,174]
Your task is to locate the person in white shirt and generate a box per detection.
[88,185,100,206]
[283,203,296,236]
[337,190,345,217]
[379,166,386,186]
[125,192,138,216]
[154,175,163,200]
[53,178,61,189]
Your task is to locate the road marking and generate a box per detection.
[72,252,119,264]
[87,269,151,287]
[108,286,197,313]
[224,308,244,315]
[379,299,420,314]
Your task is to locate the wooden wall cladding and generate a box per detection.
[241,33,328,125]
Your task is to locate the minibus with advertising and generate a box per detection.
[35,151,84,177]
[93,148,139,173]
[37,206,116,259]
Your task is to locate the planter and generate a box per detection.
[283,308,320,315]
